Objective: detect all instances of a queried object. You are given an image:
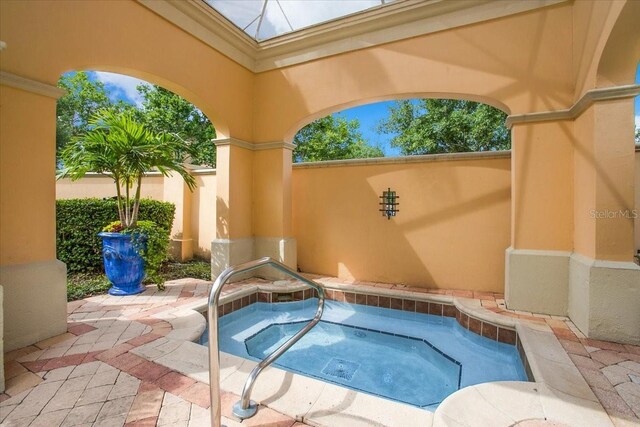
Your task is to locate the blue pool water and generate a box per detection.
[203,299,527,410]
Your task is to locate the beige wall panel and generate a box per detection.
[192,173,217,259]
[511,122,574,251]
[56,176,164,200]
[292,156,511,292]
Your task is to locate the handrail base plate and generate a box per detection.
[232,400,258,419]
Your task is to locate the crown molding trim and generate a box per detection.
[138,0,567,73]
[0,71,66,99]
[213,138,295,151]
[506,84,640,128]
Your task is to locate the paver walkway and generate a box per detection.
[1,276,639,427]
[1,280,304,427]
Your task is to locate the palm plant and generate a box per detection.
[57,109,197,293]
[57,109,196,227]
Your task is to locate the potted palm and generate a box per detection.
[57,109,196,295]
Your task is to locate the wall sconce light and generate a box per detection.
[379,187,399,220]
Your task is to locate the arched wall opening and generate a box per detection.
[290,96,511,163]
[57,67,225,141]
[284,93,512,145]
[55,69,221,267]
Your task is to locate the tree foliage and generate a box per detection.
[293,115,383,162]
[135,85,216,167]
[377,99,511,155]
[56,72,113,156]
[57,110,196,228]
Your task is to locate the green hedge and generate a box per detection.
[57,198,175,273]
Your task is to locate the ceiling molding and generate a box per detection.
[138,0,568,73]
[0,71,66,99]
[506,84,640,128]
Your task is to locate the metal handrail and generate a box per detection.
[207,257,326,426]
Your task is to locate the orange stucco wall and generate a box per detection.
[192,173,218,259]
[56,175,165,201]
[292,155,511,291]
[253,149,293,238]
[0,87,57,265]
[510,121,574,251]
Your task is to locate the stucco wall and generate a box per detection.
[1,87,58,266]
[56,174,165,200]
[192,172,217,259]
[291,153,512,292]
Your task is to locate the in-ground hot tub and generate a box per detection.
[201,298,527,411]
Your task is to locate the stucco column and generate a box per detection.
[210,138,297,280]
[506,89,640,344]
[505,120,574,316]
[568,97,639,344]
[163,172,193,261]
[211,138,254,278]
[0,73,68,351]
[252,143,297,272]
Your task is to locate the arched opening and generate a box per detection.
[56,70,217,168]
[55,70,217,300]
[284,93,511,145]
[291,97,511,163]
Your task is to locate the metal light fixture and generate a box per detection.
[379,187,399,220]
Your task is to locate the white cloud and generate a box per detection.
[93,71,150,107]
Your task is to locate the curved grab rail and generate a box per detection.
[207,257,326,426]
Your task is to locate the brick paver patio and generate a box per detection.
[1,277,638,427]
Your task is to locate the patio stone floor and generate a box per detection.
[1,276,639,427]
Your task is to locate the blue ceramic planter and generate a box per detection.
[98,232,146,296]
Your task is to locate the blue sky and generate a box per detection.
[82,68,639,153]
[85,71,150,107]
[336,102,402,156]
